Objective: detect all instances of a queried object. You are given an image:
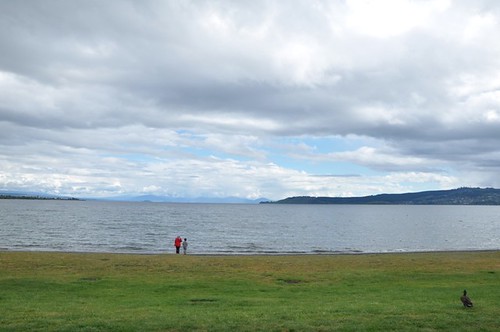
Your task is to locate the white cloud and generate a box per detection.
[463,12,497,42]
[345,0,450,38]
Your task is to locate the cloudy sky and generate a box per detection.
[1,0,500,200]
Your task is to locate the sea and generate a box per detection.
[1,199,499,255]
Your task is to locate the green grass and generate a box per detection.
[0,251,498,331]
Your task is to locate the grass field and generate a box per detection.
[0,251,499,331]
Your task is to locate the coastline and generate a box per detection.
[1,248,499,257]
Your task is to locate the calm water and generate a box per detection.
[0,200,499,254]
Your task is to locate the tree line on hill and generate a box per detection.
[0,194,80,201]
[261,187,500,205]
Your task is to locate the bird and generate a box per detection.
[460,289,473,308]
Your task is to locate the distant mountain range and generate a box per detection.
[0,191,267,204]
[98,194,268,204]
[262,187,500,205]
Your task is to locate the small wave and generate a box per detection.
[202,249,310,255]
[312,249,364,254]
[116,246,145,251]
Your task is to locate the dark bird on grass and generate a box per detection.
[460,289,473,308]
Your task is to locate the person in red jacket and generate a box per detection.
[174,236,182,254]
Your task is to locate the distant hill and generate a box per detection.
[262,187,500,205]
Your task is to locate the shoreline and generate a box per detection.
[1,248,499,257]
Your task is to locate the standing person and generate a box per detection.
[174,236,182,254]
[182,238,188,255]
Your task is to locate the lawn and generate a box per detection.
[0,251,498,331]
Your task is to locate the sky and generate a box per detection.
[1,0,500,200]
